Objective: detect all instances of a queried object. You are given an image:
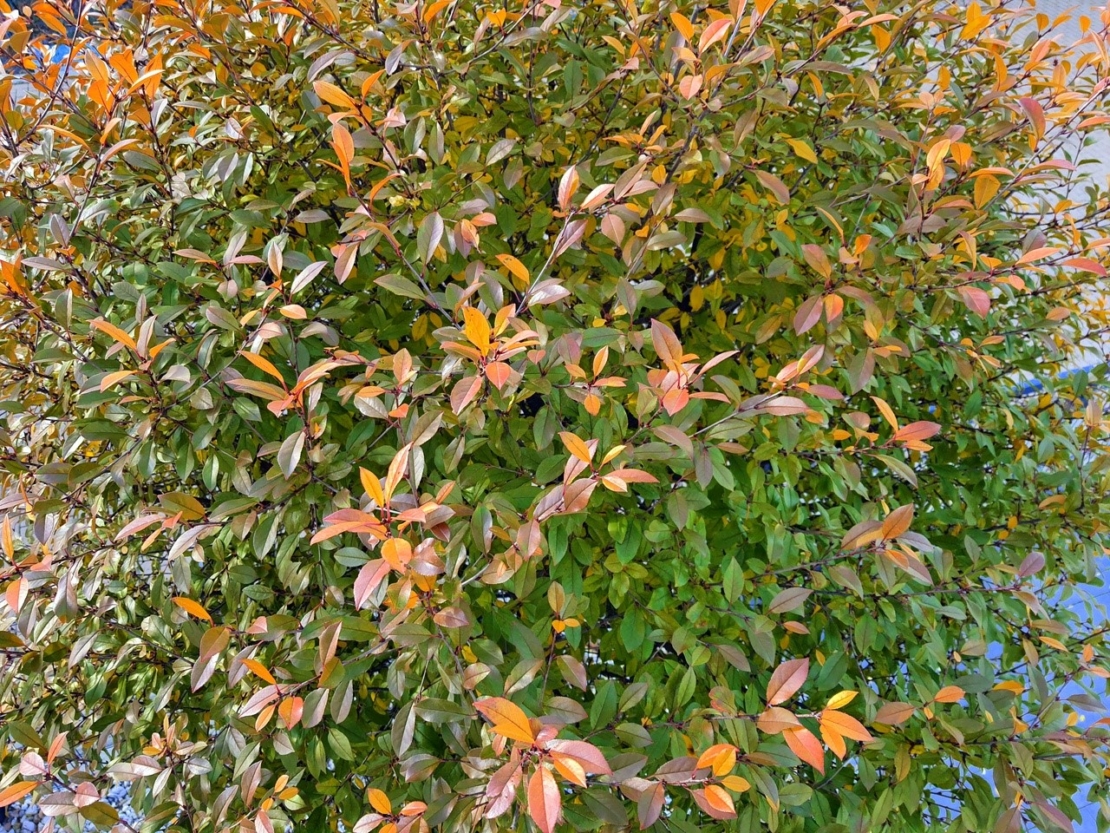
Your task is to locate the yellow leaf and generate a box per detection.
[313,80,355,110]
[993,680,1024,695]
[871,395,899,431]
[786,138,818,164]
[974,174,1000,208]
[721,775,751,793]
[173,597,212,623]
[825,690,857,710]
[360,467,385,506]
[462,307,491,356]
[495,254,530,287]
[696,743,737,777]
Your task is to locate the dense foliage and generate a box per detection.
[1,0,1110,830]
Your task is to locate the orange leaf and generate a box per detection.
[650,319,684,370]
[100,370,135,392]
[933,685,965,704]
[242,658,276,685]
[894,421,941,442]
[557,166,580,212]
[558,431,594,464]
[881,504,914,539]
[821,710,873,743]
[474,697,535,744]
[670,11,694,40]
[368,788,391,815]
[756,706,802,734]
[819,720,847,759]
[698,17,732,54]
[173,597,212,623]
[241,351,286,385]
[0,782,38,808]
[703,784,735,815]
[91,318,136,350]
[784,726,824,773]
[766,658,809,706]
[1016,246,1059,266]
[332,122,353,165]
[485,361,512,390]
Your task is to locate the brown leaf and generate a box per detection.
[873,701,916,725]
[767,587,812,615]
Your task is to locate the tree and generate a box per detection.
[0,0,1108,829]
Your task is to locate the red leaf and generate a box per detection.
[483,759,522,820]
[450,374,484,414]
[353,559,390,610]
[527,766,561,833]
[957,286,990,318]
[794,295,823,334]
[1019,96,1046,142]
[766,658,809,705]
[894,421,941,442]
[651,319,684,369]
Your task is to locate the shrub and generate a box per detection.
[0,0,1109,830]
